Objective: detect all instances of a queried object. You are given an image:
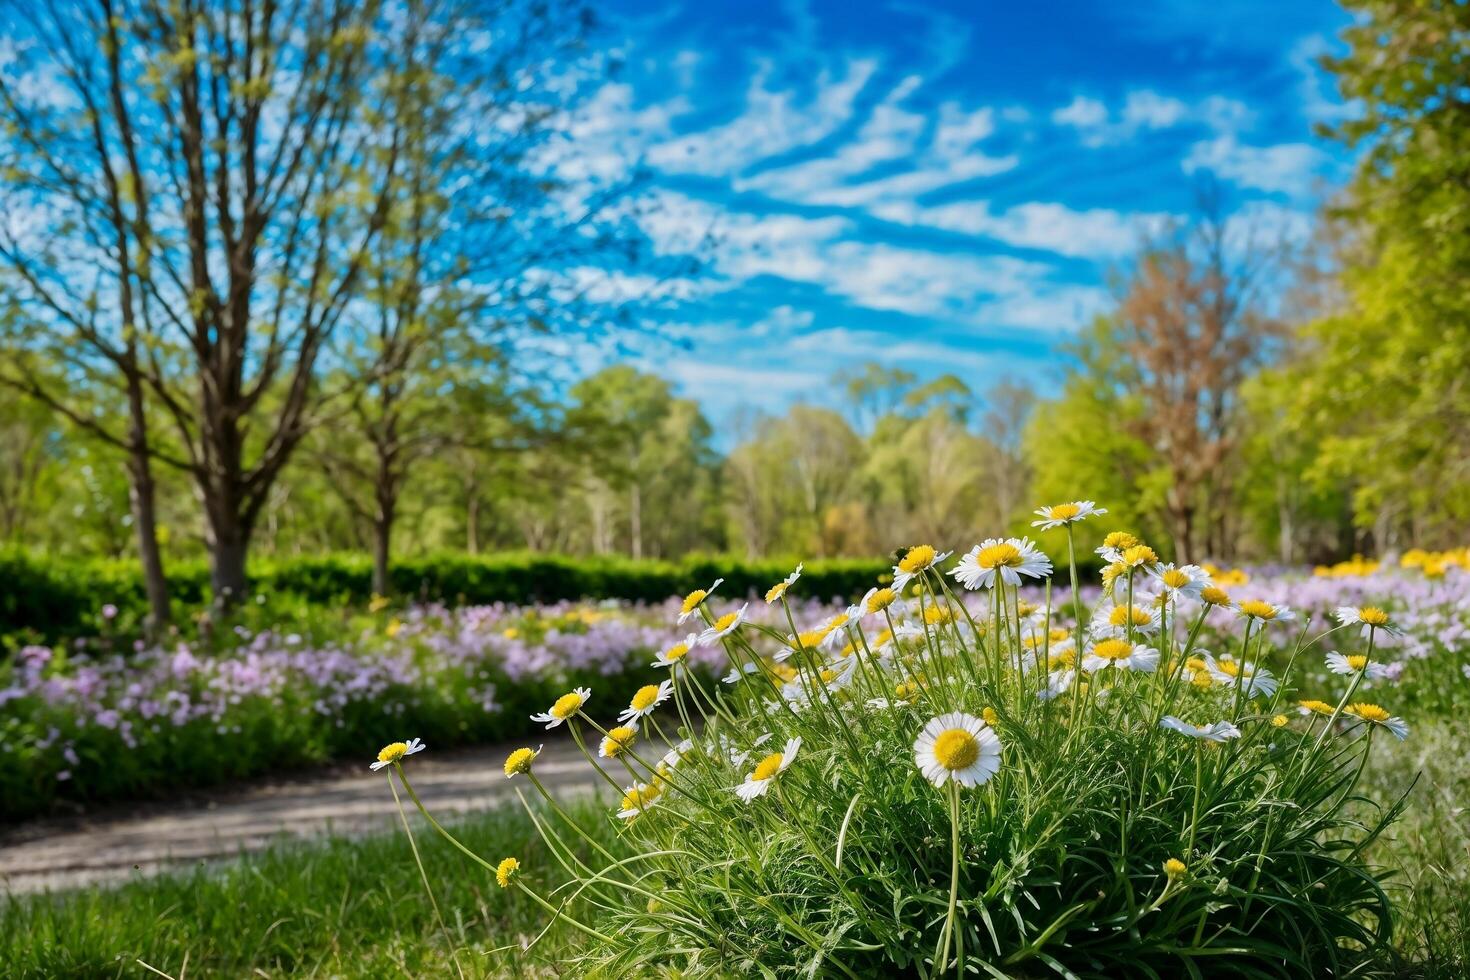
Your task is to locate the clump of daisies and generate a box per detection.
[377,517,1409,976]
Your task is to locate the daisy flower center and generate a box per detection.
[1358,607,1390,626]
[1048,650,1075,670]
[1047,503,1081,521]
[1108,605,1151,627]
[1200,586,1230,606]
[551,692,585,719]
[1349,703,1390,723]
[503,747,536,776]
[1162,569,1190,588]
[765,582,790,602]
[712,612,739,632]
[976,542,1022,569]
[1103,531,1139,550]
[1299,699,1333,715]
[630,685,661,711]
[620,785,657,811]
[603,726,636,755]
[866,588,897,612]
[663,642,689,662]
[377,742,408,764]
[1092,638,1133,661]
[1121,545,1158,566]
[1346,654,1369,671]
[1238,599,1277,619]
[680,590,707,614]
[751,751,786,781]
[495,857,519,888]
[931,729,980,770]
[899,545,936,573]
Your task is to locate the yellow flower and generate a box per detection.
[899,545,937,574]
[531,687,591,729]
[1164,858,1187,878]
[865,587,898,613]
[599,725,638,759]
[503,746,540,778]
[1271,714,1289,728]
[385,618,402,637]
[981,706,999,726]
[1102,531,1139,551]
[1199,586,1231,607]
[496,857,520,888]
[1120,544,1158,567]
[1298,699,1334,715]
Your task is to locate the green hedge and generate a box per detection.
[0,550,897,649]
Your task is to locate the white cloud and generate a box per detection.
[1051,90,1252,146]
[1051,95,1107,129]
[638,191,1098,332]
[738,75,927,198]
[741,96,1017,210]
[874,200,1175,260]
[646,57,879,176]
[1182,134,1323,196]
[1122,90,1187,128]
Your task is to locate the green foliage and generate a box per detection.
[0,550,891,649]
[0,798,620,979]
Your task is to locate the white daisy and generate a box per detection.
[1038,668,1077,701]
[764,564,803,603]
[676,579,724,625]
[652,634,700,672]
[1333,606,1403,638]
[1325,651,1393,680]
[1081,638,1160,673]
[617,782,660,820]
[1204,655,1277,698]
[1031,500,1107,531]
[951,537,1053,590]
[530,687,591,729]
[734,737,801,802]
[1150,563,1212,600]
[913,712,1002,788]
[892,545,952,592]
[1235,599,1295,624]
[1344,703,1409,740]
[699,603,748,646]
[1089,599,1163,639]
[1159,717,1242,742]
[618,680,674,722]
[722,661,762,685]
[370,737,425,770]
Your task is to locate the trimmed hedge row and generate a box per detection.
[0,550,896,648]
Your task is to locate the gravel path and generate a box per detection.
[0,738,597,895]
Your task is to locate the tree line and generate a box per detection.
[0,0,1466,628]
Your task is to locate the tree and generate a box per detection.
[0,0,407,602]
[1103,197,1282,561]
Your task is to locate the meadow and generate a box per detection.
[5,538,1470,976]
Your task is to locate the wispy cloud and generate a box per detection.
[1182,135,1324,196]
[873,200,1176,260]
[646,57,878,176]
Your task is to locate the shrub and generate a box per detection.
[0,550,900,650]
[384,528,1413,976]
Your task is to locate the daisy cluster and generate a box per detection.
[372,503,1432,974]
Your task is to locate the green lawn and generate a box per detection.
[2,797,620,980]
[5,730,1468,979]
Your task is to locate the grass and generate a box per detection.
[1362,720,1470,978]
[4,741,1468,978]
[2,797,619,979]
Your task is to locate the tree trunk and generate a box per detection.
[123,372,170,635]
[372,517,392,597]
[629,483,642,559]
[125,449,171,635]
[206,507,251,604]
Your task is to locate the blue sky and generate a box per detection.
[553,0,1355,431]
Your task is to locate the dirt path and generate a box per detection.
[0,738,597,895]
